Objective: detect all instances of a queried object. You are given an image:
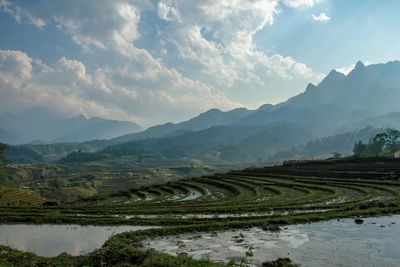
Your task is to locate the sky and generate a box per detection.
[1,0,400,127]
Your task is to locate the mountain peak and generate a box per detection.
[347,60,366,77]
[305,83,317,92]
[319,69,346,87]
[198,108,223,118]
[355,60,365,69]
[258,103,274,112]
[74,114,87,120]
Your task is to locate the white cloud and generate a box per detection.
[0,0,326,124]
[14,0,238,125]
[156,0,321,88]
[282,0,318,8]
[157,0,181,22]
[0,50,32,89]
[0,50,238,125]
[46,0,143,53]
[0,0,46,29]
[336,64,355,75]
[311,12,330,22]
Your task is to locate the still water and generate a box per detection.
[0,224,157,256]
[146,215,400,267]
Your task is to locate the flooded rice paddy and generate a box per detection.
[145,215,400,267]
[0,224,158,256]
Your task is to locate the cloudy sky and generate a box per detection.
[1,0,400,127]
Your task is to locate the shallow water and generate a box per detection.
[179,189,203,201]
[120,208,330,219]
[0,224,157,257]
[146,215,400,267]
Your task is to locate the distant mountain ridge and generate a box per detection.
[111,60,400,145]
[102,122,313,164]
[98,60,400,163]
[0,107,142,144]
[6,60,400,164]
[110,107,254,144]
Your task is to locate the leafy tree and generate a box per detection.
[385,129,400,153]
[353,128,400,157]
[0,143,8,166]
[353,141,368,156]
[368,133,387,156]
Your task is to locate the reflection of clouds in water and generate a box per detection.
[0,224,157,256]
[279,226,309,248]
[147,216,400,267]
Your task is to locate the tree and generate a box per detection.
[353,128,400,157]
[0,143,8,166]
[353,141,368,156]
[385,129,400,153]
[368,133,387,156]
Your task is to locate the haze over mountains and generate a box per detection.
[0,107,142,144]
[5,60,400,163]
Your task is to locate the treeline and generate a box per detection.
[353,129,400,157]
[269,127,381,160]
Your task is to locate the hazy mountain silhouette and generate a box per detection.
[112,60,400,144]
[0,107,142,144]
[8,60,400,163]
[98,60,400,163]
[281,60,400,114]
[102,122,313,164]
[110,107,254,144]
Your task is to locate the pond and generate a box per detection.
[0,224,158,257]
[145,215,400,267]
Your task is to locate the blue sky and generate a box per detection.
[0,0,399,126]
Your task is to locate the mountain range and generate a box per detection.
[110,60,400,144]
[5,60,400,164]
[0,107,142,144]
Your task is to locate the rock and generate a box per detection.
[262,258,296,267]
[354,218,364,224]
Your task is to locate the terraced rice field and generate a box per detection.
[2,158,400,266]
[1,158,400,226]
[0,188,48,206]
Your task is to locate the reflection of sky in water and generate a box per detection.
[0,224,157,256]
[301,216,400,260]
[148,215,400,266]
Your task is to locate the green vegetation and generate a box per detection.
[0,158,225,202]
[271,126,381,160]
[0,143,7,164]
[1,158,400,266]
[0,186,48,206]
[354,129,400,157]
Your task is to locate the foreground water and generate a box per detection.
[146,215,400,267]
[0,224,157,256]
[1,215,399,266]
